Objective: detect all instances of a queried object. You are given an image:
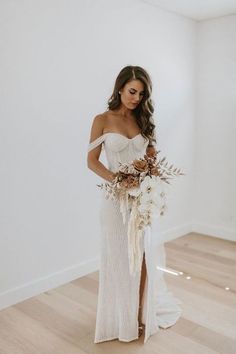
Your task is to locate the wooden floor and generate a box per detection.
[0,232,236,354]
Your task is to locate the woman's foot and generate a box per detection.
[138,306,145,337]
[138,322,144,337]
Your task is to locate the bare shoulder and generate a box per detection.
[92,112,105,124]
[102,110,119,126]
[104,109,117,119]
[98,110,115,121]
[89,112,107,143]
[92,110,115,127]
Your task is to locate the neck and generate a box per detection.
[115,104,134,119]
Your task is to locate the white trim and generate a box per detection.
[192,222,236,242]
[1,221,234,311]
[162,223,193,242]
[0,256,99,311]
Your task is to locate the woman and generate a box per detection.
[87,65,182,344]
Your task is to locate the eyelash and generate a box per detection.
[129,91,144,96]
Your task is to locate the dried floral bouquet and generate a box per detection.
[97,147,185,275]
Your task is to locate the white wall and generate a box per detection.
[194,15,236,240]
[1,0,229,310]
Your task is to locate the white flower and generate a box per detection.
[128,186,141,197]
[140,176,156,193]
[137,175,168,218]
[139,176,158,201]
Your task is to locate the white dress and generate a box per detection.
[88,132,182,344]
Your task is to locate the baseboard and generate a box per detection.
[0,225,190,312]
[162,222,193,242]
[1,221,234,312]
[163,221,236,243]
[191,222,236,242]
[0,256,100,311]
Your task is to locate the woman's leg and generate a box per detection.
[138,252,147,324]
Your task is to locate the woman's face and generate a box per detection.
[119,79,145,110]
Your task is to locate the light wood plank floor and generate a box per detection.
[0,232,235,354]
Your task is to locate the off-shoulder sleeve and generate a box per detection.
[87,134,106,152]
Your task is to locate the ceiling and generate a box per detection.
[141,0,236,21]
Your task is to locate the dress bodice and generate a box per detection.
[88,132,150,172]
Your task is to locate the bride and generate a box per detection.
[87,65,182,343]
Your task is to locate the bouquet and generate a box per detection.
[97,146,185,275]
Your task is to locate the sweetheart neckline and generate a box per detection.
[103,132,142,140]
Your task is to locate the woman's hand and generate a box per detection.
[108,172,118,183]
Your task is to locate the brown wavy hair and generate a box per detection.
[107,65,156,146]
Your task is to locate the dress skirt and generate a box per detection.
[94,193,182,344]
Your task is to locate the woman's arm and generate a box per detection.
[87,114,117,183]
